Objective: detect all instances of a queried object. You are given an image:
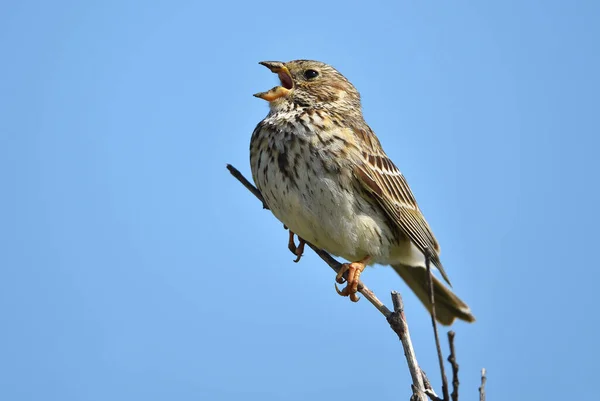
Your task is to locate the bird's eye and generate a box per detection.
[304,69,319,79]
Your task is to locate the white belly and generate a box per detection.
[255,156,397,264]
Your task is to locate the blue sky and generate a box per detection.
[1,1,599,400]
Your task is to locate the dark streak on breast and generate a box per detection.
[277,151,298,188]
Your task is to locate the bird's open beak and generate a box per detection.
[254,61,294,102]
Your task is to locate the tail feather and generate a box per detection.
[392,264,475,325]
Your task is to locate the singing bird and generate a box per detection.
[250,60,474,325]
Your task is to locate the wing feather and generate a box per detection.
[352,127,451,285]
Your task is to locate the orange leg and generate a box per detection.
[287,231,306,263]
[335,256,372,302]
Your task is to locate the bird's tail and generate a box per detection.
[391,264,475,325]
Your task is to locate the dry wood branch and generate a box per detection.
[479,368,487,401]
[227,164,269,209]
[388,292,427,401]
[447,331,459,401]
[425,255,450,401]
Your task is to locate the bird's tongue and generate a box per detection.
[278,71,293,89]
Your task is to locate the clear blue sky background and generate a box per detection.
[2,1,599,400]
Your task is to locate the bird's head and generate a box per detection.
[254,60,361,113]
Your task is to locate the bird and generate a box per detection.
[249,60,475,325]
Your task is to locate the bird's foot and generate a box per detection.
[335,256,371,302]
[287,231,306,263]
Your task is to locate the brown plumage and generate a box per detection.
[250,60,474,325]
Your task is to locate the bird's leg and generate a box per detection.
[287,230,306,263]
[335,256,372,302]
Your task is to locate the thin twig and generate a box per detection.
[426,253,449,401]
[447,331,459,401]
[388,292,427,401]
[479,368,487,401]
[421,370,443,401]
[226,164,392,318]
[226,164,268,209]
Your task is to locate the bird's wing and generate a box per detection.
[351,126,451,285]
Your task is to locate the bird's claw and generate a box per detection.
[335,282,360,302]
[334,257,371,303]
[287,231,305,263]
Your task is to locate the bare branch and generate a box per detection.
[479,368,487,401]
[226,164,268,209]
[388,292,427,401]
[425,254,449,401]
[447,331,459,401]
